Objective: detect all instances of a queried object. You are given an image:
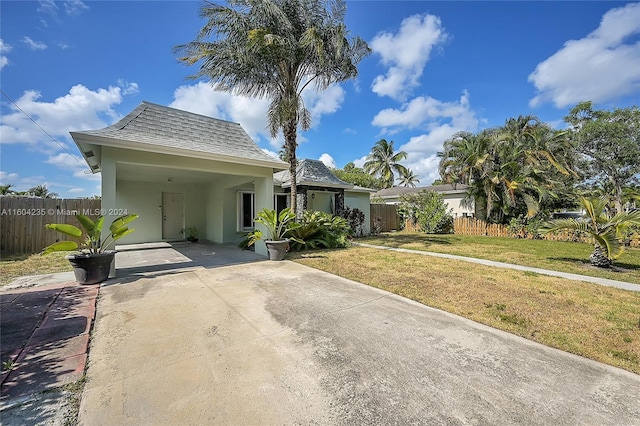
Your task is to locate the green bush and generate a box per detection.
[398,191,454,234]
[342,207,366,237]
[287,210,351,251]
[507,216,543,239]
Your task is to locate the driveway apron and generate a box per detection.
[79,261,640,425]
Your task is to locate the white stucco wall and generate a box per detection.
[442,194,474,218]
[116,180,207,245]
[345,191,373,235]
[100,146,277,256]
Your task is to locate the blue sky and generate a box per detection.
[1,0,639,197]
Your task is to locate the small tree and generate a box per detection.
[540,196,640,268]
[398,190,454,234]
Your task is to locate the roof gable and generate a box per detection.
[71,101,287,170]
[274,159,353,189]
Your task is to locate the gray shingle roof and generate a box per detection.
[71,101,287,168]
[274,159,353,189]
[372,184,469,198]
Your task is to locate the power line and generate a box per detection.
[0,88,90,172]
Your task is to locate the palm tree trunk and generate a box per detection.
[284,121,298,216]
[590,244,612,268]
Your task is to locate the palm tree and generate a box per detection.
[541,196,640,267]
[175,0,370,215]
[397,168,419,187]
[28,185,58,198]
[0,184,15,195]
[363,139,408,189]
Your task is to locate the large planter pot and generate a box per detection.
[65,251,115,284]
[265,240,290,261]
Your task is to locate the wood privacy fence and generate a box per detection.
[1,196,101,255]
[452,217,640,247]
[370,204,401,232]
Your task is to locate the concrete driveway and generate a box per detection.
[79,246,640,425]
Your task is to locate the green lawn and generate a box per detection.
[360,232,640,284]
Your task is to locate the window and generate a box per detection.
[238,192,289,231]
[275,193,289,214]
[238,191,254,231]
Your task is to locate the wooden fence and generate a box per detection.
[452,217,640,247]
[1,196,101,255]
[370,204,400,232]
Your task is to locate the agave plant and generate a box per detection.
[42,214,139,255]
[540,196,640,267]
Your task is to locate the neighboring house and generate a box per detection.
[371,184,475,218]
[70,102,375,257]
[273,159,376,234]
[71,101,288,257]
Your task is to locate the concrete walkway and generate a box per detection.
[79,257,640,425]
[355,242,640,292]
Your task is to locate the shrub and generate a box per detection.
[507,216,543,239]
[287,210,351,251]
[342,207,366,237]
[398,190,454,234]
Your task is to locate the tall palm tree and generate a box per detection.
[397,168,420,187]
[541,196,640,267]
[363,139,408,189]
[175,0,370,215]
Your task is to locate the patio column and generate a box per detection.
[101,148,117,277]
[253,175,273,257]
[335,190,345,217]
[295,187,307,219]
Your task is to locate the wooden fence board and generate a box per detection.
[370,204,400,232]
[1,196,101,255]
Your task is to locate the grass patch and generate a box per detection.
[0,252,72,287]
[361,232,640,284]
[291,246,640,374]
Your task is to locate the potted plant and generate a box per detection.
[246,208,303,260]
[186,226,199,242]
[42,213,139,284]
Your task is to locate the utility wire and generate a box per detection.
[1,88,91,172]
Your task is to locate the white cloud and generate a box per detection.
[372,90,477,134]
[370,14,448,101]
[0,171,20,184]
[318,153,336,169]
[352,155,368,168]
[170,81,347,149]
[37,0,58,16]
[22,36,47,51]
[0,83,136,153]
[68,187,85,194]
[0,39,12,69]
[64,0,89,15]
[529,2,640,108]
[369,91,479,186]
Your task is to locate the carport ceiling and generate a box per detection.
[116,163,227,184]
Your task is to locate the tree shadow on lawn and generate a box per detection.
[364,234,454,248]
[550,257,640,272]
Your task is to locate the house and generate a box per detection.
[71,101,288,257]
[273,159,376,234]
[371,184,475,218]
[70,101,374,257]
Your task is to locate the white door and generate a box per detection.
[162,192,184,240]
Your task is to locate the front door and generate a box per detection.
[162,192,184,240]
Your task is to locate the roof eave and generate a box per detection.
[70,132,288,171]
